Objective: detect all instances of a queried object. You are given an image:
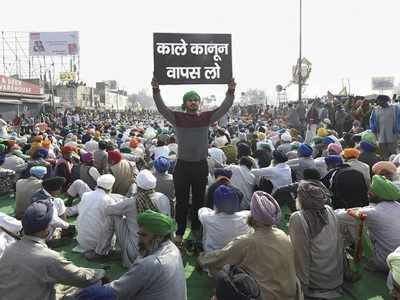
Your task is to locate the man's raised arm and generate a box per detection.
[152,78,176,126]
[210,78,236,124]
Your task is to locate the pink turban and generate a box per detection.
[81,152,93,163]
[327,143,343,155]
[250,191,281,226]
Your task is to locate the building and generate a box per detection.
[96,81,129,110]
[55,85,97,109]
[0,75,47,121]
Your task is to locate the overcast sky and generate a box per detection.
[2,0,400,105]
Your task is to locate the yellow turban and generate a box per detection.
[317,128,328,137]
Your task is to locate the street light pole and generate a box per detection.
[298,0,303,102]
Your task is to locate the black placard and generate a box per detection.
[153,33,232,85]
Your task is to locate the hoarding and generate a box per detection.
[29,31,79,56]
[372,77,395,91]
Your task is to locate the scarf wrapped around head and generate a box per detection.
[182,91,200,110]
[370,175,400,201]
[298,144,313,157]
[137,210,177,236]
[135,170,159,214]
[342,148,360,159]
[372,161,397,177]
[250,191,281,226]
[327,143,343,155]
[297,180,331,239]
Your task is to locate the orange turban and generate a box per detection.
[342,148,360,159]
[42,140,51,148]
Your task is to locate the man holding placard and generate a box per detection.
[151,77,236,249]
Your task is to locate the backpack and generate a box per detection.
[330,166,368,209]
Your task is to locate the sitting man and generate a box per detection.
[0,211,22,258]
[200,191,298,299]
[336,175,400,272]
[0,200,106,300]
[15,166,46,219]
[102,169,171,267]
[199,185,252,253]
[153,156,175,209]
[108,150,138,196]
[31,176,74,239]
[76,174,119,258]
[289,180,343,299]
[75,210,187,300]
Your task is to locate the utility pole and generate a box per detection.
[298,0,303,102]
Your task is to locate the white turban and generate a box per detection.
[97,174,115,190]
[387,250,400,287]
[136,169,157,190]
[215,135,228,148]
[281,132,292,142]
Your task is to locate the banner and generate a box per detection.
[372,77,395,90]
[0,75,42,95]
[29,31,79,56]
[60,72,77,82]
[153,33,232,85]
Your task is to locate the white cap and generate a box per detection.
[97,174,115,190]
[136,169,156,190]
[281,132,292,142]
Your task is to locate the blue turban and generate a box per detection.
[154,156,170,173]
[237,142,251,157]
[214,185,240,214]
[323,137,335,145]
[360,141,375,153]
[0,153,5,166]
[22,200,53,235]
[324,155,343,166]
[298,144,313,157]
[30,166,47,178]
[36,148,49,159]
[214,168,233,179]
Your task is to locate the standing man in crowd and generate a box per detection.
[370,95,400,160]
[152,77,236,248]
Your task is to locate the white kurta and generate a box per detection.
[0,212,22,258]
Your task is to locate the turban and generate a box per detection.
[317,127,328,137]
[387,251,400,287]
[136,169,157,190]
[372,161,397,176]
[182,91,200,104]
[36,148,48,159]
[313,136,324,145]
[298,144,313,157]
[42,177,66,192]
[154,156,170,173]
[360,141,375,153]
[323,136,335,145]
[108,150,122,164]
[251,191,281,226]
[258,142,271,151]
[30,166,47,178]
[0,144,6,153]
[214,185,240,214]
[158,134,169,143]
[325,155,343,166]
[42,140,51,148]
[361,131,377,145]
[215,135,228,148]
[81,152,93,163]
[327,143,343,155]
[22,200,54,235]
[120,147,132,154]
[129,138,140,149]
[61,145,75,155]
[280,132,292,142]
[214,168,233,179]
[257,132,266,141]
[137,210,177,236]
[272,150,288,163]
[238,132,247,141]
[237,142,251,157]
[297,180,330,238]
[370,175,400,201]
[97,174,115,190]
[342,148,360,159]
[291,142,300,150]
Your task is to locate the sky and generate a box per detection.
[2,0,400,105]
